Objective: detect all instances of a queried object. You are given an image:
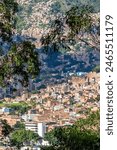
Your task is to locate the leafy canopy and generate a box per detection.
[0,0,40,88]
[41,5,100,52]
[0,0,18,41]
[10,129,39,148]
[0,119,13,137]
[44,111,100,150]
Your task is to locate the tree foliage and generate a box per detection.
[0,41,40,87]
[0,0,40,88]
[0,119,13,137]
[7,102,31,115]
[41,5,100,52]
[0,0,18,41]
[10,129,39,149]
[14,121,25,129]
[44,111,100,150]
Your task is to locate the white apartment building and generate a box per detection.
[25,122,46,138]
[24,122,49,150]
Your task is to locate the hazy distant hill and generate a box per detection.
[14,0,100,88]
[39,50,99,78]
[16,0,100,32]
[0,0,100,97]
[51,0,100,14]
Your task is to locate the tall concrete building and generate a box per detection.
[25,122,46,138]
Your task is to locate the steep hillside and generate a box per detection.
[14,0,100,89]
[15,0,100,48]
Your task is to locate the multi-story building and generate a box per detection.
[25,122,46,138]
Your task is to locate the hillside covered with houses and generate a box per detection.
[0,0,100,149]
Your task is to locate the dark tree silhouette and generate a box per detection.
[0,119,13,137]
[0,0,40,87]
[41,5,100,52]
